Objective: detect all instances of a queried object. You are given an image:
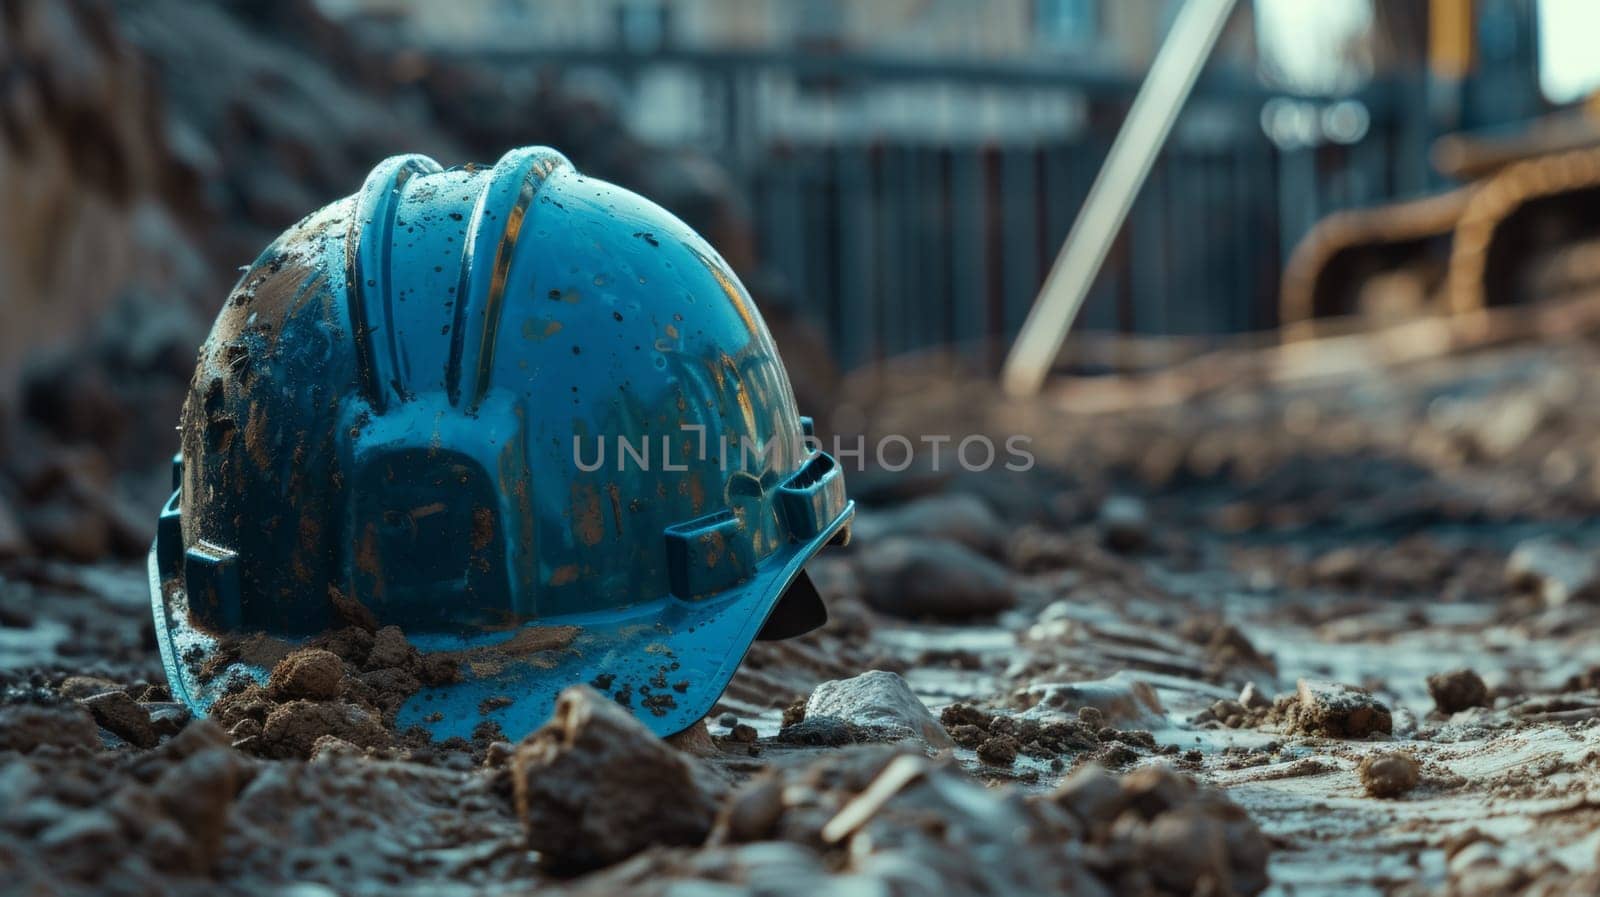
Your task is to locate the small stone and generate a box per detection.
[81,690,158,748]
[511,685,721,873]
[730,723,758,744]
[1359,751,1420,798]
[804,670,954,750]
[717,712,739,728]
[1427,669,1490,714]
[267,648,344,701]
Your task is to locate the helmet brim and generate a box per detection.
[151,500,853,741]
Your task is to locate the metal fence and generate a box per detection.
[480,46,1414,369]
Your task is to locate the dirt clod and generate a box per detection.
[267,648,344,701]
[1280,680,1393,738]
[260,700,388,760]
[976,734,1020,766]
[1359,751,1421,798]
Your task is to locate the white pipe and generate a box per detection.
[1001,0,1239,396]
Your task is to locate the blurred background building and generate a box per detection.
[308,0,1575,365]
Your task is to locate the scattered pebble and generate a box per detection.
[1359,751,1420,798]
[1427,669,1490,714]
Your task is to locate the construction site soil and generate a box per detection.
[11,309,1600,897]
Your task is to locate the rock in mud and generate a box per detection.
[1358,751,1420,798]
[804,670,954,750]
[853,536,1016,619]
[268,648,345,701]
[79,689,158,748]
[1427,668,1490,714]
[1506,537,1600,605]
[1280,680,1392,738]
[510,685,722,873]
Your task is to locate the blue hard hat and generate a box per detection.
[149,146,852,739]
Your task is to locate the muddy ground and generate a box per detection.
[10,315,1600,896]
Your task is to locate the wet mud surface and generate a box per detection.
[11,329,1600,895]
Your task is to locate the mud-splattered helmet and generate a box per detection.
[149,146,852,739]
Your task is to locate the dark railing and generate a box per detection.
[458,45,1413,369]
